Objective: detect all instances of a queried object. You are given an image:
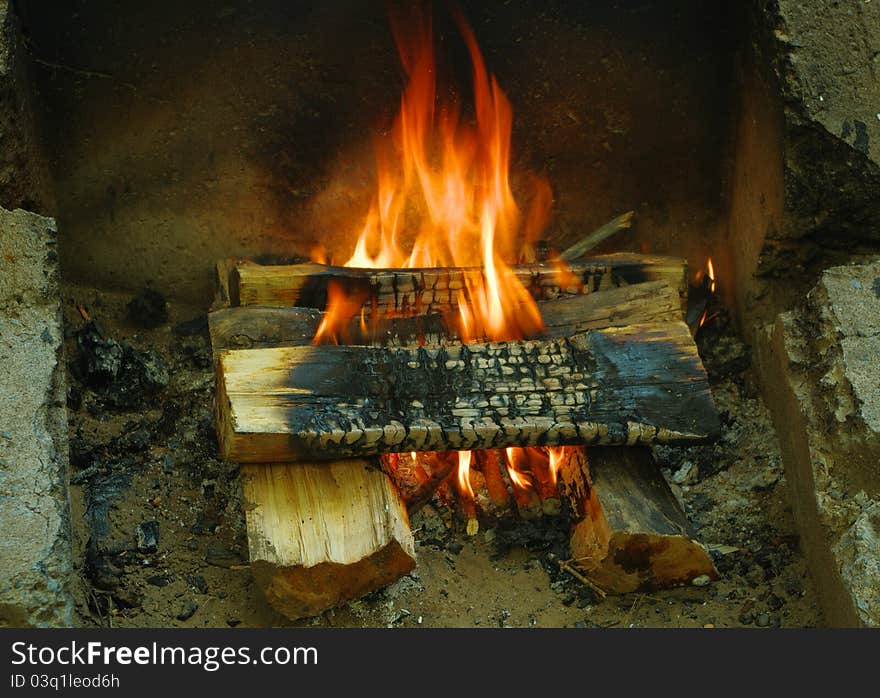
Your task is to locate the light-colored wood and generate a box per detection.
[215,321,719,463]
[241,459,416,620]
[559,211,634,261]
[558,447,718,593]
[227,253,688,311]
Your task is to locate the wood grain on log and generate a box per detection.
[241,459,416,620]
[209,280,681,353]
[558,447,718,593]
[215,321,719,463]
[227,253,687,312]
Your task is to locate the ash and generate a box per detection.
[63,284,822,628]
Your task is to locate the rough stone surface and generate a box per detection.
[763,260,880,627]
[728,1,880,331]
[0,2,54,213]
[0,206,73,627]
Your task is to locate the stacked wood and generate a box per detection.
[557,447,718,593]
[228,253,688,312]
[210,250,720,613]
[381,451,456,514]
[241,460,415,619]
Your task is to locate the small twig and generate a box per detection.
[557,558,607,599]
[558,211,635,261]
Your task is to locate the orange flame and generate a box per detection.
[457,450,474,499]
[504,447,533,491]
[312,281,369,345]
[697,257,717,330]
[546,446,570,487]
[314,8,550,345]
[313,9,555,508]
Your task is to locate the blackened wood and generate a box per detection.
[227,253,687,312]
[208,280,682,353]
[558,447,718,593]
[215,321,719,463]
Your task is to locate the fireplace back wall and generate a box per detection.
[21,0,738,303]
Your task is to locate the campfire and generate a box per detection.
[208,6,720,621]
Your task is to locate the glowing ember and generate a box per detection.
[707,257,716,293]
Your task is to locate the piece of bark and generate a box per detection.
[227,253,687,311]
[209,280,682,353]
[558,447,718,593]
[241,459,416,620]
[215,321,719,463]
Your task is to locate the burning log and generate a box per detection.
[216,322,719,463]
[241,459,416,620]
[215,321,719,463]
[226,253,688,311]
[382,451,456,514]
[476,450,514,519]
[557,447,718,593]
[504,448,544,520]
[208,279,681,353]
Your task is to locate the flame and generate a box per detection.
[457,450,474,499]
[314,8,550,345]
[546,446,571,487]
[504,447,533,491]
[697,257,717,330]
[312,281,369,345]
[314,9,556,508]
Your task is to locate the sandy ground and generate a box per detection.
[62,284,822,628]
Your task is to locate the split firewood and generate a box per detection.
[208,306,322,352]
[241,459,416,620]
[558,211,635,262]
[557,447,718,593]
[215,321,718,463]
[381,451,456,514]
[527,449,563,516]
[208,280,681,354]
[476,450,514,519]
[226,252,687,311]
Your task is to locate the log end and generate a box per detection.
[241,460,416,620]
[572,531,719,594]
[252,540,417,620]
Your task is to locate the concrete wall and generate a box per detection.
[20,0,737,303]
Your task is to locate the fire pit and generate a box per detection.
[7,0,880,629]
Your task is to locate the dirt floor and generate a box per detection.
[62,283,823,628]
